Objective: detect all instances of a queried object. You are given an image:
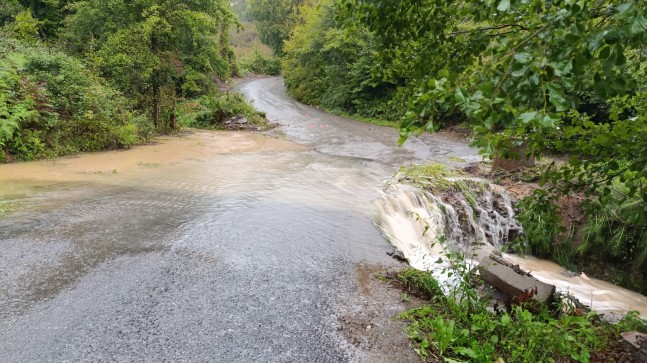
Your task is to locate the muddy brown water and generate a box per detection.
[2,77,642,362]
[0,78,480,362]
[377,181,647,319]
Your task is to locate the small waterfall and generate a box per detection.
[375,175,647,317]
[375,177,522,271]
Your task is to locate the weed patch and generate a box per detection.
[395,266,646,362]
[0,200,22,217]
[398,163,458,192]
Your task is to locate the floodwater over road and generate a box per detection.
[0,78,477,362]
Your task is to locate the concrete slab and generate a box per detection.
[479,256,555,303]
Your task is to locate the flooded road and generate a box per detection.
[0,78,476,362]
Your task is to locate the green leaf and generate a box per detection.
[519,111,538,124]
[630,14,647,34]
[547,84,568,111]
[599,45,611,59]
[629,14,647,34]
[511,65,529,77]
[497,0,511,12]
[615,45,627,66]
[549,59,573,76]
[514,52,533,64]
[456,347,478,358]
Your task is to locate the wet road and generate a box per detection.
[0,78,476,362]
[241,77,477,166]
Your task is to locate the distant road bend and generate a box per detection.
[0,77,476,362]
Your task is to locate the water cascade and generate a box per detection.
[375,177,647,317]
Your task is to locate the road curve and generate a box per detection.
[0,78,474,362]
[240,77,478,166]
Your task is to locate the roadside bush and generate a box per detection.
[0,33,142,161]
[397,265,646,362]
[282,0,404,123]
[239,48,281,75]
[177,92,266,128]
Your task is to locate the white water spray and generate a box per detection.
[376,178,647,317]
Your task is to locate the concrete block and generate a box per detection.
[621,332,647,362]
[479,256,555,303]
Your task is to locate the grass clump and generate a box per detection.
[0,199,23,217]
[399,163,458,192]
[398,268,444,300]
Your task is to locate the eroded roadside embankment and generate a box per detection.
[375,173,647,319]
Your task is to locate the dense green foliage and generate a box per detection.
[0,1,265,162]
[176,92,266,128]
[0,34,142,161]
[397,267,646,362]
[333,0,647,279]
[258,0,647,290]
[239,48,281,75]
[281,0,403,121]
[63,0,238,129]
[247,0,303,56]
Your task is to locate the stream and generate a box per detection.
[0,77,645,361]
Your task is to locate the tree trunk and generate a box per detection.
[152,80,160,129]
[151,34,160,129]
[169,100,177,130]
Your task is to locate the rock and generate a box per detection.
[478,255,555,303]
[620,332,647,362]
[235,117,248,124]
[386,250,408,263]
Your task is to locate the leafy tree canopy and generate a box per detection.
[248,0,304,55]
[338,0,647,270]
[63,0,238,129]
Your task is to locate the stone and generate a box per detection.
[478,255,555,303]
[386,250,407,263]
[620,332,647,362]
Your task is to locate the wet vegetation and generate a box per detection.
[0,0,265,162]
[398,164,459,193]
[267,0,647,349]
[396,266,647,362]
[3,0,647,359]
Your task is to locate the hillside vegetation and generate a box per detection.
[0,0,262,162]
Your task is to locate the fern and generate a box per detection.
[579,181,647,270]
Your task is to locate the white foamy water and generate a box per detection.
[376,180,647,318]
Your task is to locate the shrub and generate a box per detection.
[0,33,143,161]
[397,262,646,362]
[177,92,266,128]
[239,48,281,75]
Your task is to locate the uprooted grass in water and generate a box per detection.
[395,267,646,362]
[398,163,459,192]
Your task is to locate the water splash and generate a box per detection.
[375,177,521,269]
[375,177,647,317]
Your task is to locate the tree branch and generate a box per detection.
[447,23,529,36]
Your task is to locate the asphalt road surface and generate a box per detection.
[0,77,475,362]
